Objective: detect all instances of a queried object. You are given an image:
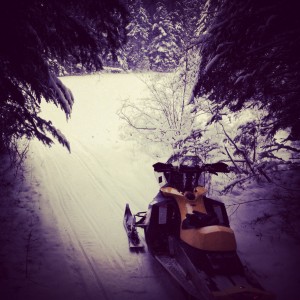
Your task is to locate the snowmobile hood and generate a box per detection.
[161,187,237,251]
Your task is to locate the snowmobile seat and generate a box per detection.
[182,211,219,229]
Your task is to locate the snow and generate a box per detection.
[0,73,185,300]
[210,171,300,300]
[0,73,299,300]
[234,70,256,85]
[205,53,222,72]
[48,74,74,117]
[205,49,229,72]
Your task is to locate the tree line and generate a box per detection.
[0,0,299,167]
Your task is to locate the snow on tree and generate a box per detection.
[193,0,300,143]
[0,0,128,152]
[122,0,152,70]
[173,0,204,49]
[148,2,181,72]
[118,48,220,162]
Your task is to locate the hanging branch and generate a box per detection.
[224,146,242,173]
[220,123,256,175]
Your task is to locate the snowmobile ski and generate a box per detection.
[123,204,144,250]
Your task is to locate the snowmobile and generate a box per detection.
[124,157,275,299]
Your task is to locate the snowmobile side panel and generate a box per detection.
[144,193,181,254]
[203,197,229,227]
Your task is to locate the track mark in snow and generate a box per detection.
[33,148,112,299]
[28,74,187,300]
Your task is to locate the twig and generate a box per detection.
[228,204,240,217]
[222,174,256,193]
[226,198,279,207]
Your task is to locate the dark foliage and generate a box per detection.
[0,0,128,151]
[194,0,300,141]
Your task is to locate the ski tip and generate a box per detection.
[129,244,145,252]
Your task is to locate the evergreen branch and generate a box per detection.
[263,142,300,154]
[220,123,256,175]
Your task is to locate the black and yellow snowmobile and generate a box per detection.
[124,158,274,300]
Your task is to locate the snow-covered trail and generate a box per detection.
[2,73,298,300]
[27,74,186,300]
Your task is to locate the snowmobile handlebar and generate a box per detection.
[153,162,230,175]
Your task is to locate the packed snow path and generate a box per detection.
[27,74,186,300]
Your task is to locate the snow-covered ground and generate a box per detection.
[0,73,299,300]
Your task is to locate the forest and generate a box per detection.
[0,1,300,299]
[0,0,299,216]
[1,0,299,230]
[1,0,299,157]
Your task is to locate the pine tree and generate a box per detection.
[193,0,300,141]
[174,0,203,49]
[123,0,152,70]
[169,5,184,57]
[148,2,180,72]
[0,0,128,151]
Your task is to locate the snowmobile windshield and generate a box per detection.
[152,161,230,192]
